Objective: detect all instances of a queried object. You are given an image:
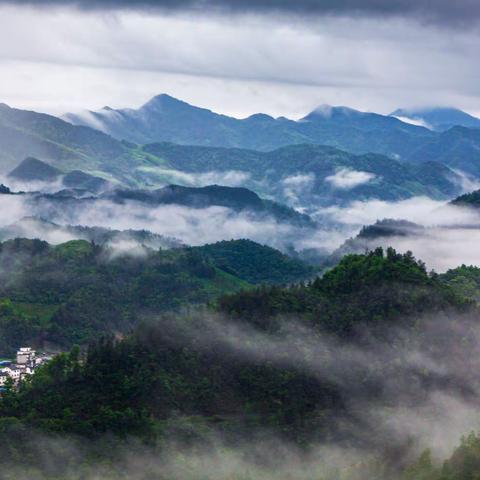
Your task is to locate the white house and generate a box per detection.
[16,347,36,365]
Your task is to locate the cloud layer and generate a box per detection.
[3,0,480,26]
[0,3,480,118]
[325,168,376,190]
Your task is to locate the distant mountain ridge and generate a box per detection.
[99,184,316,227]
[3,143,467,210]
[141,142,464,206]
[2,97,480,205]
[8,156,61,182]
[64,94,435,155]
[0,182,315,229]
[0,217,183,250]
[7,157,113,193]
[63,94,480,178]
[391,107,480,131]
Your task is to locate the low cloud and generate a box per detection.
[137,167,251,188]
[325,168,376,190]
[392,115,433,129]
[153,310,480,460]
[452,169,480,193]
[318,196,480,227]
[4,192,480,270]
[281,173,316,205]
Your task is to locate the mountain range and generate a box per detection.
[1,94,480,214]
[3,146,467,210]
[8,157,112,193]
[391,107,480,131]
[63,95,480,176]
[141,142,464,206]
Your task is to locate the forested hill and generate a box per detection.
[218,247,471,335]
[192,239,315,284]
[143,142,463,204]
[103,184,314,226]
[0,248,476,479]
[451,188,480,207]
[0,237,311,353]
[325,219,424,266]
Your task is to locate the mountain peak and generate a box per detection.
[246,113,275,122]
[391,107,480,131]
[8,157,62,182]
[302,104,364,121]
[141,93,192,110]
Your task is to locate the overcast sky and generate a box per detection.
[0,0,480,118]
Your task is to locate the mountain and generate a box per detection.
[0,248,473,466]
[450,188,480,207]
[326,219,425,266]
[3,99,480,205]
[0,184,321,256]
[0,217,183,249]
[64,94,436,155]
[407,127,480,177]
[391,107,480,131]
[219,247,470,335]
[192,239,315,285]
[65,94,245,147]
[142,143,464,206]
[8,157,61,183]
[0,103,167,185]
[7,158,113,193]
[100,184,315,227]
[62,170,112,193]
[0,238,249,351]
[0,236,313,353]
[64,95,480,179]
[1,183,312,228]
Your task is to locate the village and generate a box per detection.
[0,347,52,390]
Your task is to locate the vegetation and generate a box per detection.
[1,99,475,203]
[0,248,479,477]
[219,247,471,336]
[439,265,480,301]
[143,143,462,205]
[192,239,314,284]
[0,249,471,434]
[451,188,480,207]
[0,237,312,353]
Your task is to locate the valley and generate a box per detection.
[1,51,480,480]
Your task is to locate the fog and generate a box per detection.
[325,168,376,190]
[5,308,480,479]
[3,190,480,270]
[136,166,252,188]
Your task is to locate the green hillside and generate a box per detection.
[0,238,250,352]
[0,237,313,354]
[0,103,163,185]
[0,248,475,479]
[192,239,315,284]
[218,247,470,335]
[65,95,480,178]
[143,143,463,205]
[0,101,475,207]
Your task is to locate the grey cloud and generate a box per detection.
[3,0,480,26]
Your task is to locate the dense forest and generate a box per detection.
[1,248,480,478]
[0,238,312,353]
[219,247,471,335]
